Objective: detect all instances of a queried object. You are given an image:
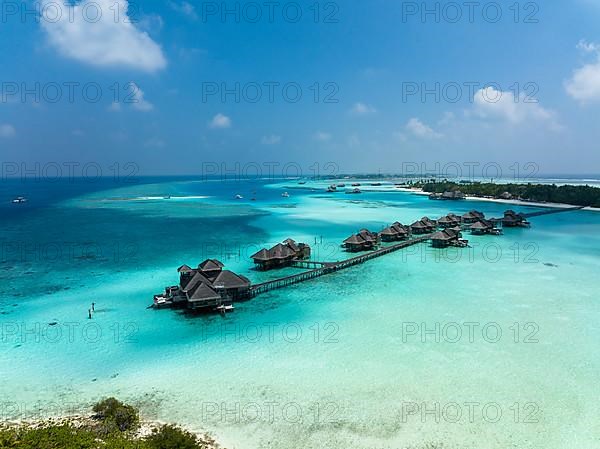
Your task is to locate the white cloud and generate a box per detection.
[169,1,198,19]
[40,0,166,72]
[144,137,166,148]
[347,134,361,147]
[313,131,332,142]
[108,102,121,112]
[405,118,442,139]
[350,102,376,115]
[261,134,281,145]
[131,84,154,112]
[471,87,559,128]
[565,40,600,103]
[209,113,231,129]
[0,124,16,138]
[576,39,599,53]
[71,129,85,136]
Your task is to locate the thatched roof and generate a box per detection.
[182,271,212,293]
[470,221,491,230]
[177,264,193,273]
[250,248,270,260]
[199,259,224,272]
[282,238,299,252]
[189,283,221,302]
[212,270,251,289]
[344,234,365,245]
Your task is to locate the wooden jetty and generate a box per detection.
[521,206,585,218]
[249,235,432,297]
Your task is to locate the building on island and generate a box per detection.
[429,191,466,200]
[155,259,251,311]
[379,222,411,242]
[343,229,379,252]
[251,238,311,270]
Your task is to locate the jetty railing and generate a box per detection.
[249,234,432,297]
[521,206,585,218]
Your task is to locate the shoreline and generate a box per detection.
[393,187,600,211]
[0,414,223,449]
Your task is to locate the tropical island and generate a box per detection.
[410,180,600,208]
[0,398,217,449]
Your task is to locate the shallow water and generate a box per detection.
[1,177,599,449]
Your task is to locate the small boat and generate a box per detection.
[281,192,290,198]
[326,185,337,192]
[370,182,382,186]
[337,183,346,188]
[235,194,243,199]
[12,196,27,204]
[351,183,361,187]
[298,181,307,185]
[216,304,235,314]
[346,188,362,194]
[163,195,171,199]
[153,294,172,309]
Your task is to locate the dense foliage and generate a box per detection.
[92,397,139,433]
[417,181,600,208]
[0,399,211,449]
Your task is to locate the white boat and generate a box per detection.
[281,192,290,198]
[12,196,28,204]
[216,304,235,313]
[346,188,362,194]
[235,194,243,199]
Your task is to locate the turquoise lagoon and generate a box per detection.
[1,177,599,449]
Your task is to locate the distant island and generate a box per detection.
[412,180,600,208]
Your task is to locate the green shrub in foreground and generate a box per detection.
[145,424,205,449]
[92,397,140,433]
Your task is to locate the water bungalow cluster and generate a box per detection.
[490,209,531,228]
[343,229,380,252]
[151,207,569,314]
[154,259,251,312]
[250,238,311,270]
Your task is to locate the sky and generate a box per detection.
[1,0,600,178]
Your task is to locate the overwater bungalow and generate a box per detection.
[461,210,485,223]
[469,219,501,235]
[410,217,437,234]
[437,213,461,228]
[379,222,410,242]
[343,229,379,252]
[430,228,467,248]
[491,210,531,228]
[155,259,252,311]
[251,238,311,270]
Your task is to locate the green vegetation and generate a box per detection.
[417,181,600,208]
[0,398,214,449]
[92,397,139,433]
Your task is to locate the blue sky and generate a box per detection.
[1,0,600,177]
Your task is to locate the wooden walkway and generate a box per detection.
[521,206,584,218]
[249,235,432,297]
